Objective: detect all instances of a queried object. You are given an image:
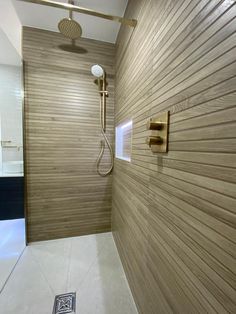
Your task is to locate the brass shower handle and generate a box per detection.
[146,136,163,147]
[146,112,169,153]
[147,118,164,130]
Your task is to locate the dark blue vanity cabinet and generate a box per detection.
[0,177,24,220]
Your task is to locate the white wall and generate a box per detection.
[0,117,2,171]
[0,0,22,57]
[0,64,23,164]
[0,0,23,175]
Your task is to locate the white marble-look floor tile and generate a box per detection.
[0,219,25,291]
[28,237,72,295]
[0,247,54,314]
[0,232,138,314]
[67,233,113,291]
[74,235,137,314]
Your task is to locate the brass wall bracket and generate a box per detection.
[146,111,169,153]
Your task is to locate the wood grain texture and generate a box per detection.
[23,27,115,242]
[112,0,236,313]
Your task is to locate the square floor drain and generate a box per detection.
[52,292,76,314]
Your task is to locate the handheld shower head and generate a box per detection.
[91,63,113,176]
[91,64,104,78]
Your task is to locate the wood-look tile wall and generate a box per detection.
[112,1,236,313]
[23,27,115,242]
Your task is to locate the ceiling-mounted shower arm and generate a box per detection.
[19,0,137,27]
[68,0,73,20]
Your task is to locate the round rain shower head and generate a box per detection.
[91,64,104,78]
[58,18,82,40]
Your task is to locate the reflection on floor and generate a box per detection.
[0,219,25,291]
[0,232,137,314]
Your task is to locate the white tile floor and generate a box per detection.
[0,232,138,314]
[0,219,25,292]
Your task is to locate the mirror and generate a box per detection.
[0,28,25,292]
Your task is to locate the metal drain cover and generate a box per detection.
[52,292,76,314]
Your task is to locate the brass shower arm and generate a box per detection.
[18,0,137,27]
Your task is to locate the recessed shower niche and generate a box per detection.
[115,120,132,162]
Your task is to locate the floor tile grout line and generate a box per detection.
[65,238,73,293]
[76,240,107,289]
[29,247,56,297]
[65,235,108,292]
[0,246,26,295]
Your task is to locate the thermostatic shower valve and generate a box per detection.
[146,111,170,153]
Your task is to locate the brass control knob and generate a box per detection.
[147,118,163,130]
[146,136,163,147]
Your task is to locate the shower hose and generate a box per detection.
[96,96,114,177]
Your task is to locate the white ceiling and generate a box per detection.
[12,0,128,43]
[0,29,21,66]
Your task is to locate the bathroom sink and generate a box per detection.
[2,161,23,174]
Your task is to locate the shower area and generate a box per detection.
[23,26,116,241]
[6,0,234,313]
